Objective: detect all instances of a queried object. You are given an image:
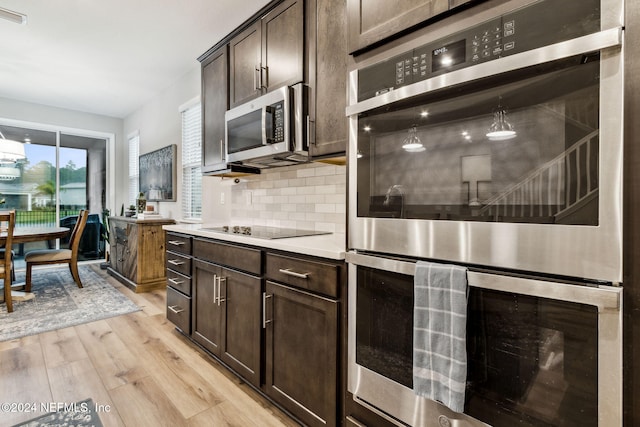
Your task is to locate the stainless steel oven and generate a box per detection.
[346,0,625,425]
[347,252,622,427]
[347,0,624,283]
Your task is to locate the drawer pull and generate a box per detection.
[279,268,310,279]
[168,305,184,314]
[168,278,185,285]
[168,240,186,246]
[168,259,185,266]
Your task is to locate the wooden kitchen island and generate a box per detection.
[107,216,175,293]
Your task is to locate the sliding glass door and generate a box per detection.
[0,124,107,261]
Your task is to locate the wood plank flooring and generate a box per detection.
[0,264,300,427]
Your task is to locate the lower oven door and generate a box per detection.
[347,251,622,427]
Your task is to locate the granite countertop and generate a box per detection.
[163,223,346,260]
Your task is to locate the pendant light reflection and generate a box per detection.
[402,125,425,152]
[486,100,516,141]
[0,131,26,164]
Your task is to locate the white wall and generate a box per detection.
[122,65,200,219]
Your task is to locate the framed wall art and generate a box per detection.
[139,144,176,202]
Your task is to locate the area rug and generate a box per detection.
[0,265,140,341]
[10,398,104,427]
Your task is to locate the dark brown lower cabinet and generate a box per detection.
[192,258,262,388]
[264,280,338,427]
[169,236,345,426]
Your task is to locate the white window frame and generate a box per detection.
[179,97,202,220]
[128,131,139,206]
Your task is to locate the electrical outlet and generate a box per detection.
[220,192,225,205]
[245,190,252,205]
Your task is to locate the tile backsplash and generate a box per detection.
[229,162,346,233]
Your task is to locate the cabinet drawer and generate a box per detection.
[166,233,192,255]
[167,286,191,333]
[166,251,192,276]
[266,253,340,298]
[167,269,191,296]
[193,238,262,275]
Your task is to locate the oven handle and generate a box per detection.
[346,251,621,312]
[346,27,622,116]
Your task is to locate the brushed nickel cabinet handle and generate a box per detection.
[168,278,185,285]
[213,274,218,304]
[168,240,185,246]
[168,305,184,314]
[279,268,310,279]
[262,293,273,328]
[254,66,261,91]
[261,65,268,89]
[168,259,185,266]
[217,277,227,305]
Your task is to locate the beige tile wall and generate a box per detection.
[230,162,346,233]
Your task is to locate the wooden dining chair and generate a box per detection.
[1,210,16,313]
[25,209,89,291]
[0,249,15,281]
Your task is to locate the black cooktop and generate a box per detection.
[202,225,331,240]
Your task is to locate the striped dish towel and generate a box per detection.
[413,261,469,413]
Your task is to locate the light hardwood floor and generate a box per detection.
[0,264,301,427]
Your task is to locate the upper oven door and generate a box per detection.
[347,0,623,283]
[225,85,290,163]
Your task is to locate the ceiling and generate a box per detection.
[0,0,271,119]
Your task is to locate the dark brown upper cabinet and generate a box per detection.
[307,0,348,159]
[229,0,304,108]
[201,46,229,175]
[347,0,448,54]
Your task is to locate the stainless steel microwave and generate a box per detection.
[225,83,309,169]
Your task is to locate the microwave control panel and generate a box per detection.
[357,0,599,102]
[269,101,285,143]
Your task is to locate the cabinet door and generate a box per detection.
[202,47,229,174]
[192,259,223,356]
[347,0,448,54]
[219,267,262,388]
[264,281,338,427]
[309,0,348,158]
[261,0,304,92]
[230,21,262,108]
[138,224,167,282]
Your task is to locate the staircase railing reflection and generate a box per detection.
[479,130,599,220]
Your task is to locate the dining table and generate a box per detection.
[0,226,70,303]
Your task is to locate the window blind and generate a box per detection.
[128,132,139,206]
[181,103,202,219]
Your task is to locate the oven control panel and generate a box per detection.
[357,0,600,102]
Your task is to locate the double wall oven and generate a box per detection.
[346,0,624,425]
